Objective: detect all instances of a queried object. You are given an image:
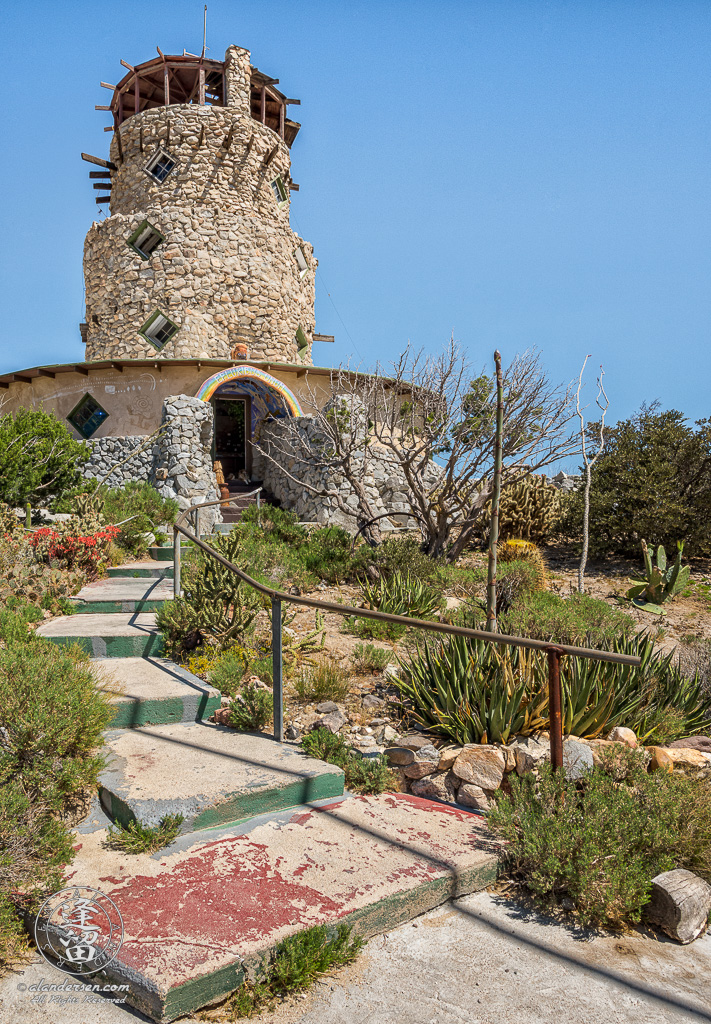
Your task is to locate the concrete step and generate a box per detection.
[150,544,190,561]
[98,721,345,833]
[108,561,174,579]
[36,613,164,658]
[62,793,499,1022]
[71,577,173,614]
[97,657,221,728]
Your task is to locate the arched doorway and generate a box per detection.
[196,366,303,482]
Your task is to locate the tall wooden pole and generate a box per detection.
[486,351,504,632]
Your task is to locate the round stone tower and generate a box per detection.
[83,46,316,364]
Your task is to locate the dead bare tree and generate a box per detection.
[255,340,580,560]
[575,355,609,593]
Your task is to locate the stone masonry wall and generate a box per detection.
[81,395,221,531]
[253,415,440,532]
[83,47,315,364]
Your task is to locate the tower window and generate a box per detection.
[294,247,309,278]
[271,176,288,205]
[140,310,179,349]
[127,221,165,260]
[67,394,109,439]
[145,150,176,183]
[295,326,309,353]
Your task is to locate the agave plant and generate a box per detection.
[360,571,443,621]
[626,540,690,608]
[396,632,711,746]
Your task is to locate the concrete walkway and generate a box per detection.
[3,891,709,1024]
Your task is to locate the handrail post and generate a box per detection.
[547,648,564,771]
[173,527,181,598]
[271,597,283,742]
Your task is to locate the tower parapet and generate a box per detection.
[83,46,315,364]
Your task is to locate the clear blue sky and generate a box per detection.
[1,0,709,433]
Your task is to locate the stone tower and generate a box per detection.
[83,46,315,364]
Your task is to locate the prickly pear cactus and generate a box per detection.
[626,540,690,608]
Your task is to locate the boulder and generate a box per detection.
[285,723,301,741]
[606,726,637,748]
[457,784,493,811]
[375,725,399,745]
[362,694,384,709]
[399,734,436,752]
[315,700,340,714]
[213,708,232,726]
[513,737,550,775]
[437,746,462,771]
[413,743,439,762]
[501,745,517,772]
[453,746,505,790]
[384,746,417,766]
[644,869,711,944]
[670,735,711,752]
[563,739,594,780]
[315,709,347,734]
[403,759,439,780]
[648,747,711,772]
[410,771,458,804]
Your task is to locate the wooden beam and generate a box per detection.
[103,125,114,132]
[100,81,116,90]
[199,66,206,105]
[89,171,112,178]
[263,143,279,167]
[12,374,33,384]
[114,125,124,162]
[0,382,9,390]
[260,85,266,124]
[95,104,112,111]
[36,369,56,379]
[222,124,235,150]
[140,125,144,153]
[288,182,300,191]
[95,195,111,204]
[279,100,285,139]
[111,363,124,373]
[135,73,140,114]
[314,334,335,343]
[73,366,89,376]
[92,182,112,189]
[285,98,301,105]
[120,59,135,72]
[82,153,117,170]
[198,125,205,147]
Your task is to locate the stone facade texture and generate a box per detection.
[81,436,154,487]
[83,46,315,365]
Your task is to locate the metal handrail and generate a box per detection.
[170,494,641,764]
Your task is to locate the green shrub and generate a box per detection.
[367,536,448,587]
[360,570,443,620]
[396,633,711,746]
[0,639,109,969]
[343,615,405,642]
[223,922,363,1017]
[227,682,273,731]
[0,599,43,645]
[0,409,89,508]
[351,643,390,674]
[500,591,634,648]
[559,404,711,558]
[106,814,184,854]
[54,481,179,556]
[301,729,394,795]
[294,658,351,703]
[488,749,711,927]
[300,526,358,583]
[207,647,250,697]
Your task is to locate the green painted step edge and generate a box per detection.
[108,692,221,729]
[149,546,181,561]
[43,634,165,659]
[158,853,499,1023]
[102,768,345,834]
[72,599,166,614]
[107,566,174,579]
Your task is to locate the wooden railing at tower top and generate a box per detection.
[171,496,641,769]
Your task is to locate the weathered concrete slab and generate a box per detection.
[96,658,220,728]
[61,794,499,1022]
[99,721,345,831]
[36,613,164,658]
[108,562,173,579]
[72,578,173,614]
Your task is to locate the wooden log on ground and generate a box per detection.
[644,869,711,944]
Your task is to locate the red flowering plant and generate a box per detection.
[30,523,120,576]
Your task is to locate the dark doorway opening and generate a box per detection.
[214,398,249,480]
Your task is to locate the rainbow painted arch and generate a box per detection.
[195,366,304,416]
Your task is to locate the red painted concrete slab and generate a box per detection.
[62,793,500,1021]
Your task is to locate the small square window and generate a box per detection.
[140,309,179,349]
[67,394,109,439]
[294,247,309,279]
[271,176,288,205]
[295,326,309,352]
[127,221,165,260]
[145,149,176,183]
